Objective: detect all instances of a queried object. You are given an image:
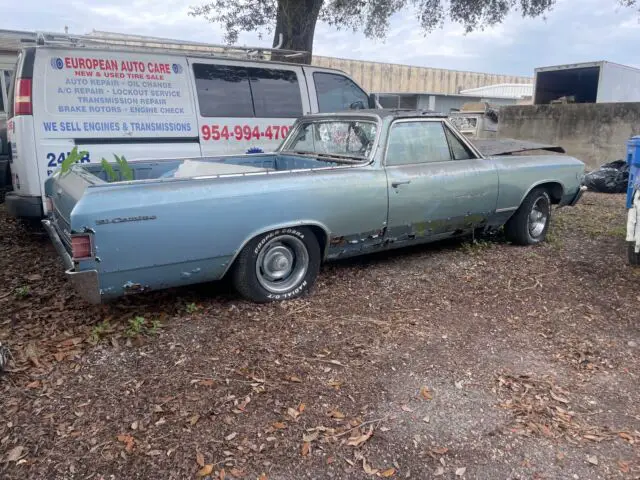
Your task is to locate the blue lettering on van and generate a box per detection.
[47,151,91,168]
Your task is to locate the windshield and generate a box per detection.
[283,120,377,161]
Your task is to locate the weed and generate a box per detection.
[15,286,30,298]
[460,239,493,255]
[125,316,162,338]
[185,302,198,314]
[101,155,133,182]
[89,320,112,343]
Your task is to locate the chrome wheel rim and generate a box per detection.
[528,197,549,238]
[256,235,309,294]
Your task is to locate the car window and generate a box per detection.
[313,72,369,113]
[194,64,253,117]
[444,126,474,160]
[249,68,302,118]
[286,120,377,160]
[386,121,452,166]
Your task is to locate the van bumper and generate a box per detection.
[42,219,102,304]
[6,193,44,218]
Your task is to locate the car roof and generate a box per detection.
[299,109,449,121]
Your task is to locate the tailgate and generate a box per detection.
[44,167,99,252]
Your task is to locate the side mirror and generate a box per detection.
[349,100,366,110]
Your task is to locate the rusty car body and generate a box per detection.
[43,110,585,303]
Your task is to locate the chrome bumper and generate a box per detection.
[42,219,102,304]
[567,185,587,207]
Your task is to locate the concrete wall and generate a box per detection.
[498,103,640,169]
[312,55,532,95]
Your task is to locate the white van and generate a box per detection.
[6,33,375,218]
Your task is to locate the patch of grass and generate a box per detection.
[89,320,112,344]
[125,316,162,338]
[15,286,30,298]
[545,230,563,249]
[460,239,493,255]
[607,225,627,239]
[185,302,198,314]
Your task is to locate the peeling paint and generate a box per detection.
[123,281,148,294]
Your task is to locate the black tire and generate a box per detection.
[628,243,640,266]
[231,226,321,303]
[505,188,551,245]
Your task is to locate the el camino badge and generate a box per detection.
[95,215,157,225]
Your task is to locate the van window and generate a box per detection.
[250,68,302,118]
[194,64,253,117]
[313,72,369,113]
[193,64,303,118]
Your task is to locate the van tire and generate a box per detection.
[232,227,321,303]
[628,243,640,266]
[505,188,551,245]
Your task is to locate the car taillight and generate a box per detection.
[14,79,32,115]
[71,235,92,260]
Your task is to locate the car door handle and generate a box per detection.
[391,180,411,188]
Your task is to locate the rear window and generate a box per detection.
[193,63,303,118]
[313,72,369,113]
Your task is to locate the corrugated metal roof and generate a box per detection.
[459,83,533,99]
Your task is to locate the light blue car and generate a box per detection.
[43,110,585,303]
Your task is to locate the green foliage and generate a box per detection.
[89,320,112,343]
[60,146,89,175]
[101,155,134,182]
[187,0,640,54]
[125,316,162,338]
[460,239,493,255]
[14,286,30,298]
[185,302,199,314]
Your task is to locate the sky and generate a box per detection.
[2,0,639,77]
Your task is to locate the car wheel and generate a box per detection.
[628,243,640,266]
[231,226,321,303]
[505,188,551,245]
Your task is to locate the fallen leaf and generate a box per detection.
[298,403,306,413]
[401,405,414,412]
[303,431,319,443]
[258,474,268,480]
[5,445,25,462]
[26,380,41,389]
[287,407,300,420]
[196,451,205,467]
[362,458,379,475]
[379,467,396,477]
[219,468,226,480]
[301,442,310,456]
[347,426,374,447]
[618,432,634,444]
[430,447,449,455]
[190,415,201,426]
[26,274,42,281]
[328,409,345,419]
[229,467,245,478]
[116,434,135,453]
[197,464,213,477]
[583,434,604,442]
[273,422,287,429]
[455,467,466,476]
[225,432,237,441]
[434,466,444,476]
[328,380,342,389]
[422,416,430,423]
[587,455,598,465]
[198,379,215,387]
[618,460,630,473]
[60,337,83,348]
[420,386,433,400]
[454,380,464,390]
[155,417,166,426]
[287,375,302,383]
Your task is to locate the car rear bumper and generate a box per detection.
[6,193,43,218]
[42,219,102,304]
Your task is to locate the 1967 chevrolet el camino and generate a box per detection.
[43,110,585,303]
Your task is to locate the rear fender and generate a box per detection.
[519,180,565,206]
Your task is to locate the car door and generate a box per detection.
[190,59,310,156]
[384,119,499,244]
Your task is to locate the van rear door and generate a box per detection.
[189,59,309,155]
[33,49,200,186]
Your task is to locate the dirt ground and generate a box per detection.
[0,192,639,480]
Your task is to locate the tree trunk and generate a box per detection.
[272,0,324,64]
